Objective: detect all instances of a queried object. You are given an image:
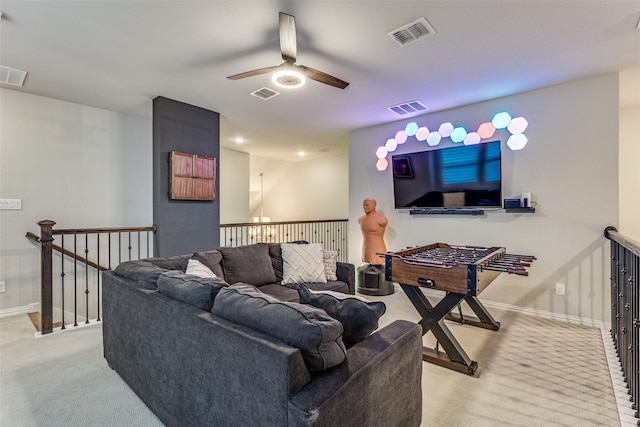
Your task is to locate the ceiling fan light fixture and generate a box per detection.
[272,69,306,89]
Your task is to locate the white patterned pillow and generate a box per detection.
[323,250,338,281]
[186,258,217,278]
[281,243,327,284]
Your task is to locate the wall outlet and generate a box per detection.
[555,283,565,296]
[0,281,6,293]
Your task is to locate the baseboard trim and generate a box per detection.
[419,288,607,330]
[0,305,32,318]
[481,299,607,330]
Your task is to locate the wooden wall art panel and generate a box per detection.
[169,151,216,201]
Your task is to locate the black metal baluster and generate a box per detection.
[107,233,111,270]
[96,233,101,322]
[60,235,66,330]
[84,233,89,324]
[73,234,78,327]
[128,232,132,260]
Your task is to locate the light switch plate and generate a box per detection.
[0,199,22,210]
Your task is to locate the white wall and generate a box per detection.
[349,74,619,323]
[619,107,640,241]
[254,154,349,221]
[219,148,250,224]
[0,89,152,311]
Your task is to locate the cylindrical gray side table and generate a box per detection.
[356,264,394,296]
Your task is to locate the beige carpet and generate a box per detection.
[369,287,621,427]
[0,287,621,427]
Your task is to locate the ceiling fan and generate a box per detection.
[227,12,349,90]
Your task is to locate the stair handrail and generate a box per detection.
[28,220,156,334]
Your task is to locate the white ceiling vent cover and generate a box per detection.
[250,87,280,100]
[388,18,436,47]
[0,65,28,87]
[387,100,428,116]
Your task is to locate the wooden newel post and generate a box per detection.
[38,220,56,335]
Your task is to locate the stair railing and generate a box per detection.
[220,219,349,262]
[605,226,640,422]
[27,220,155,335]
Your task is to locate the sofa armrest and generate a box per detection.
[336,262,355,294]
[288,320,423,427]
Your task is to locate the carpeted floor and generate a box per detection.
[0,286,623,426]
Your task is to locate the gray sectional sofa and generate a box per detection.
[102,242,423,427]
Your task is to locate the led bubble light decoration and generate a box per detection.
[375,112,529,171]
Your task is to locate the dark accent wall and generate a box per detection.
[153,96,220,257]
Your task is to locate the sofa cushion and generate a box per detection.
[146,255,190,271]
[186,258,217,278]
[258,283,300,303]
[322,250,338,281]
[212,284,346,372]
[219,244,276,286]
[268,243,284,282]
[157,270,228,311]
[113,260,166,290]
[192,250,224,278]
[298,284,386,348]
[281,243,327,285]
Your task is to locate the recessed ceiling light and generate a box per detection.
[233,137,245,144]
[297,151,306,157]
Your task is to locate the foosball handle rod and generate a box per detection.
[485,266,529,276]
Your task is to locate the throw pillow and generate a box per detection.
[281,243,327,284]
[157,270,229,311]
[322,250,338,281]
[212,284,346,372]
[298,284,386,348]
[192,250,225,278]
[219,244,277,286]
[113,260,165,290]
[186,258,217,278]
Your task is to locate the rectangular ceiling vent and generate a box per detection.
[388,18,436,47]
[0,65,28,87]
[250,87,280,100]
[387,100,428,116]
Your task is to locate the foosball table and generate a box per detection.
[384,243,535,375]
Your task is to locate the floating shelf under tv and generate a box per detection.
[505,207,536,213]
[409,208,485,216]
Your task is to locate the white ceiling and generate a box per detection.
[1,1,639,162]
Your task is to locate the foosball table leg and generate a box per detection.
[444,296,501,331]
[400,284,479,375]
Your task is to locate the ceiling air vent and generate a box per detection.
[388,18,436,47]
[387,100,428,116]
[0,65,28,87]
[250,87,280,100]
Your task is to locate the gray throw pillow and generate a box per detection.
[219,244,277,286]
[192,250,225,278]
[113,260,166,290]
[212,284,346,372]
[158,270,229,311]
[298,284,386,348]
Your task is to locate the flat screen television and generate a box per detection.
[391,141,502,209]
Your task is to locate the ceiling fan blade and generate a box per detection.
[227,66,279,80]
[298,65,349,89]
[279,12,297,63]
